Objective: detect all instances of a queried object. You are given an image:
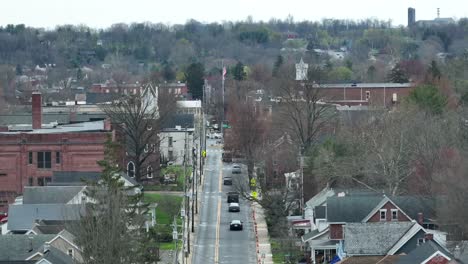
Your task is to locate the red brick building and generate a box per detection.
[314,83,415,107]
[0,92,111,213]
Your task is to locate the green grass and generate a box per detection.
[143,193,183,225]
[143,166,192,192]
[270,239,284,264]
[159,241,182,250]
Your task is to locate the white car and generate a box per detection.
[228,203,240,212]
[229,220,243,230]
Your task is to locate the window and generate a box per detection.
[168,137,173,147]
[67,248,74,257]
[28,177,34,186]
[392,93,398,102]
[380,209,387,221]
[0,173,6,177]
[147,166,153,179]
[56,152,61,164]
[28,152,33,164]
[391,209,398,221]
[37,151,52,169]
[168,151,174,161]
[127,161,135,178]
[417,238,425,245]
[38,177,44,186]
[365,91,371,101]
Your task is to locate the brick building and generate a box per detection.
[0,92,112,213]
[313,83,415,107]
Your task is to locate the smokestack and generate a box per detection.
[32,92,42,129]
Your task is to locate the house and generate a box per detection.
[302,192,445,263]
[7,204,83,234]
[397,240,455,264]
[160,114,195,165]
[0,229,81,263]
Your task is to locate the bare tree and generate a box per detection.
[100,84,176,182]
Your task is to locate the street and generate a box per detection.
[192,139,256,264]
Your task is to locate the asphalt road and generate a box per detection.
[192,139,256,264]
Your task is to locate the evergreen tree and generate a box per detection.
[388,63,409,83]
[74,137,150,264]
[427,60,442,81]
[185,62,205,99]
[406,84,447,114]
[272,55,283,77]
[233,61,246,81]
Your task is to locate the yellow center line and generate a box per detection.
[214,158,223,263]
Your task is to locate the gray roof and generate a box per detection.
[315,206,326,219]
[41,246,74,264]
[85,92,119,104]
[8,204,84,231]
[50,171,101,185]
[326,195,384,222]
[2,120,105,134]
[162,114,194,130]
[344,222,415,256]
[0,235,55,260]
[0,113,106,126]
[391,196,441,222]
[23,186,83,204]
[302,229,321,242]
[397,240,452,264]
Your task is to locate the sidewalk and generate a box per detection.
[252,202,274,264]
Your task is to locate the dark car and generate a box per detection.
[222,151,233,162]
[227,192,239,203]
[231,164,241,174]
[229,220,243,230]
[228,203,240,212]
[223,176,232,185]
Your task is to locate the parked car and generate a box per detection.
[229,220,243,230]
[231,164,241,174]
[213,133,222,139]
[223,176,232,185]
[228,203,240,212]
[227,192,239,203]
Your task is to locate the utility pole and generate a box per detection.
[221,60,225,142]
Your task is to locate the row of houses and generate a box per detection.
[284,186,467,264]
[0,170,151,263]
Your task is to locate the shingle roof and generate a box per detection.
[0,235,55,260]
[41,246,74,264]
[8,204,84,231]
[391,196,441,222]
[397,240,452,264]
[344,222,415,256]
[326,195,384,222]
[23,186,83,204]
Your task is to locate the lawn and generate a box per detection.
[143,193,183,225]
[143,166,191,192]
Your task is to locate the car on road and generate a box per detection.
[228,203,240,212]
[231,164,241,174]
[213,133,222,139]
[227,192,239,203]
[223,176,232,185]
[229,220,243,230]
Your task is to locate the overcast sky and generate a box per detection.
[0,0,466,29]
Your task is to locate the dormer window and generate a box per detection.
[380,209,387,221]
[391,209,398,221]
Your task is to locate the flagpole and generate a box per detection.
[221,60,225,143]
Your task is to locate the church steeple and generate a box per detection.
[295,58,308,81]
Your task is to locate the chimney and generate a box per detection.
[417,212,424,225]
[104,118,112,131]
[32,92,42,129]
[43,242,50,253]
[424,233,434,241]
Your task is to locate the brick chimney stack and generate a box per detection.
[424,233,434,241]
[417,212,424,225]
[32,92,42,129]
